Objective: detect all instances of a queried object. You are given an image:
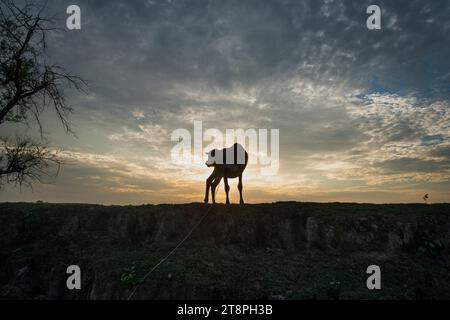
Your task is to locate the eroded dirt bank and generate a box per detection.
[1,202,449,299]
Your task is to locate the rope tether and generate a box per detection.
[127,205,213,300]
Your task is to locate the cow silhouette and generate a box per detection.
[204,143,248,204]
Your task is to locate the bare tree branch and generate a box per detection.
[0,0,87,130]
[0,0,87,187]
[0,136,61,188]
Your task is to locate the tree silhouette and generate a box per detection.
[0,0,86,187]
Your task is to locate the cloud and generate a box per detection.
[108,124,168,148]
[2,0,450,203]
[376,157,450,173]
[429,144,450,161]
[131,110,146,120]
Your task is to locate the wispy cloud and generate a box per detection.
[1,0,450,204]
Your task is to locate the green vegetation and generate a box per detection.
[0,202,449,299]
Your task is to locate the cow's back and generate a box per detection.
[220,143,248,178]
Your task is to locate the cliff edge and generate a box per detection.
[1,202,449,299]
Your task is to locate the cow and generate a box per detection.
[204,143,249,204]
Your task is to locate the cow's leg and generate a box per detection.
[238,174,244,205]
[204,172,215,203]
[211,176,222,204]
[224,176,230,204]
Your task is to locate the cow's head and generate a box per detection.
[205,149,218,167]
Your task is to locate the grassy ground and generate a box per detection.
[87,244,450,300]
[1,202,449,299]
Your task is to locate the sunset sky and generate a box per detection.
[1,0,450,204]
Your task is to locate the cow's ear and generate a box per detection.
[211,149,216,157]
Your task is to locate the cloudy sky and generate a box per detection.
[1,0,450,204]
